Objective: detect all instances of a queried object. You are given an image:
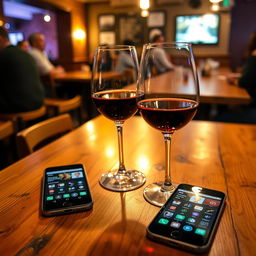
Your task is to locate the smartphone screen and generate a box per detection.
[42,164,93,216]
[147,184,226,253]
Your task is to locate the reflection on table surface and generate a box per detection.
[0,116,255,255]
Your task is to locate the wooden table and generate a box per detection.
[53,70,123,83]
[139,69,251,105]
[0,116,255,256]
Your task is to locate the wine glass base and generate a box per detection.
[143,182,177,207]
[99,170,146,192]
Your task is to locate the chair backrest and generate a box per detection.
[44,95,82,114]
[0,121,14,140]
[16,114,73,158]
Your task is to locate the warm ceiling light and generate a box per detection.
[209,0,222,3]
[44,14,51,22]
[140,0,150,9]
[141,10,149,17]
[73,29,85,40]
[0,20,3,26]
[211,3,220,11]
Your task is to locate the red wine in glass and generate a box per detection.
[138,98,198,133]
[92,90,144,121]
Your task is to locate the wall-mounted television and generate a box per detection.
[175,14,220,45]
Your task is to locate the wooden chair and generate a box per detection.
[44,95,84,125]
[0,121,16,169]
[0,121,14,140]
[16,114,73,158]
[0,106,46,131]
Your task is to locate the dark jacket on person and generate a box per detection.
[0,45,44,113]
[239,56,256,104]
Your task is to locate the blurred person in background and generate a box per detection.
[115,39,136,73]
[151,34,175,74]
[17,40,29,51]
[28,32,64,76]
[0,27,44,113]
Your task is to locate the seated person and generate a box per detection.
[227,32,256,105]
[238,32,256,104]
[151,34,175,74]
[28,32,64,76]
[17,40,29,51]
[0,27,44,113]
[115,39,136,73]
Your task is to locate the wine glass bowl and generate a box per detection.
[91,45,146,192]
[138,42,200,206]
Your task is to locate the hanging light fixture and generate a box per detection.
[140,0,150,17]
[211,3,220,11]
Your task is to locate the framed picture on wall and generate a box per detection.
[147,11,166,27]
[117,14,146,45]
[98,14,115,31]
[99,31,116,45]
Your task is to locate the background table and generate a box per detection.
[144,69,251,105]
[53,70,123,83]
[0,116,255,255]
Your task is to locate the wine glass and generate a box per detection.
[138,42,200,206]
[91,45,146,192]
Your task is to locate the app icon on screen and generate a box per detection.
[194,205,203,211]
[163,211,174,218]
[170,221,181,228]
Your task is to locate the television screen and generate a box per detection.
[175,14,220,45]
[9,32,24,46]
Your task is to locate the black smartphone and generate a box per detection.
[41,164,93,216]
[147,184,226,253]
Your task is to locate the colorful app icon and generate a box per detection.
[170,221,181,228]
[58,183,65,187]
[187,218,196,223]
[183,225,193,232]
[71,192,78,197]
[203,215,211,220]
[78,185,84,189]
[192,212,200,217]
[163,211,174,218]
[58,188,64,192]
[204,198,220,207]
[80,191,87,196]
[189,196,205,204]
[206,209,215,214]
[184,203,192,208]
[48,184,55,188]
[46,196,54,201]
[49,189,54,194]
[158,218,169,225]
[63,194,70,198]
[169,205,177,211]
[172,200,181,205]
[194,205,203,211]
[77,180,83,184]
[175,214,185,220]
[68,182,74,186]
[68,186,76,191]
[55,195,62,199]
[181,209,188,213]
[199,221,209,227]
[195,228,207,236]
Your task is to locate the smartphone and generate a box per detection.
[41,164,93,216]
[147,184,226,253]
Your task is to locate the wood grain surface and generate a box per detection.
[0,116,255,256]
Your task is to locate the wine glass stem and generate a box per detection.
[163,132,173,190]
[115,121,126,174]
